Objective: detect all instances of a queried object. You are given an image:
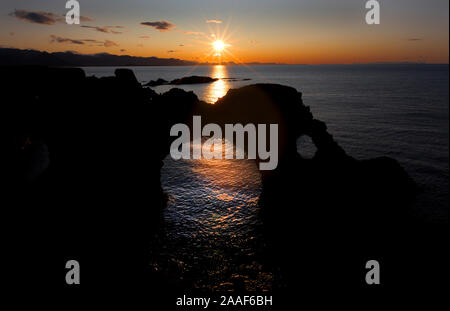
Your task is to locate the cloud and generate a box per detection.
[50,35,118,47]
[141,21,175,32]
[139,35,151,39]
[80,16,94,22]
[408,38,424,41]
[81,25,124,34]
[206,19,223,24]
[81,26,108,33]
[10,10,93,25]
[167,50,177,53]
[10,9,61,25]
[184,31,204,35]
[61,14,93,22]
[104,40,118,47]
[50,35,84,45]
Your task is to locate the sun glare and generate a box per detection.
[213,40,226,52]
[192,19,237,62]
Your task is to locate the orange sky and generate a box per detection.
[1,0,448,64]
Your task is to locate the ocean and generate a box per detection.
[83,64,448,291]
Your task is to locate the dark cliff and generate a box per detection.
[2,66,424,298]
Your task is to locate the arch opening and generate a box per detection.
[155,138,274,291]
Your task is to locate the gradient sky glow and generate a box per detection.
[0,0,448,64]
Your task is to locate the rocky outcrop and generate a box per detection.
[3,66,417,293]
[194,84,415,226]
[4,66,416,229]
[171,76,218,85]
[144,78,169,87]
[201,84,419,293]
[115,68,141,87]
[143,75,218,87]
[2,66,180,290]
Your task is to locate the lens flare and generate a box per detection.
[213,40,226,52]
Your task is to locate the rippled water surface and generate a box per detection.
[156,141,275,291]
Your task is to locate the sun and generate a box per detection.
[192,21,235,62]
[213,40,226,52]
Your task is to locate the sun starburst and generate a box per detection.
[213,40,226,53]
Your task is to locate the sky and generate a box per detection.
[0,0,448,64]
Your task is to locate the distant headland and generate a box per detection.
[0,47,284,67]
[1,48,444,67]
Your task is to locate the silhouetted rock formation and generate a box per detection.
[144,78,169,87]
[143,76,218,87]
[194,84,415,223]
[171,76,218,85]
[3,66,170,292]
[222,77,252,81]
[197,84,423,295]
[3,66,423,298]
[114,68,141,88]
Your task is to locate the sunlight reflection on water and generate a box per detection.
[205,65,230,103]
[156,139,275,291]
[162,139,261,237]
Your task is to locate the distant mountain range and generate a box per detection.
[0,48,198,66]
[2,48,434,67]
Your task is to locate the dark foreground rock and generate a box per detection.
[3,67,446,305]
